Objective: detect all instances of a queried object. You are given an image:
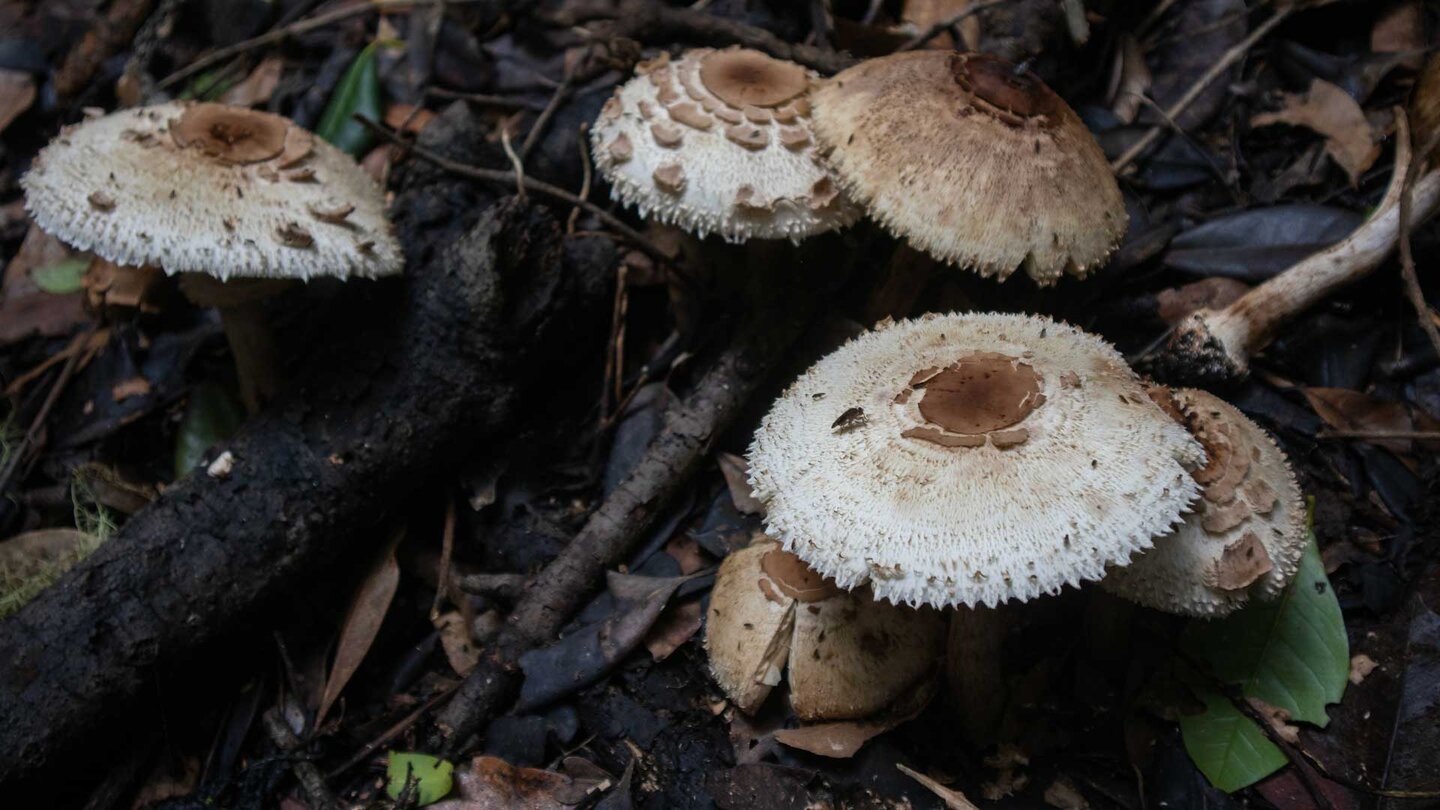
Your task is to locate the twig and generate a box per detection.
[355,115,676,267]
[1318,430,1440,441]
[430,497,457,621]
[498,123,528,203]
[522,71,576,160]
[325,682,463,779]
[1111,5,1294,173]
[425,88,548,111]
[158,0,490,90]
[0,326,101,497]
[263,709,339,810]
[1397,120,1440,362]
[56,0,158,98]
[599,0,856,74]
[898,0,1012,51]
[568,123,594,234]
[455,573,529,601]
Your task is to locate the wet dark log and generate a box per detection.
[0,107,611,790]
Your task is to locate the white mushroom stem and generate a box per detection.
[1153,110,1440,383]
[945,605,1009,745]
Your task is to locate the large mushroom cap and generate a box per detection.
[748,313,1204,609]
[810,51,1126,284]
[22,102,402,281]
[706,538,945,721]
[590,47,861,243]
[1102,388,1308,617]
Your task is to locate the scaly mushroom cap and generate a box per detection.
[1102,388,1308,617]
[748,313,1204,609]
[810,51,1126,284]
[590,48,861,242]
[22,102,402,281]
[706,539,944,720]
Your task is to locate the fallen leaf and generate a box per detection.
[385,103,436,134]
[774,720,893,759]
[1252,79,1380,185]
[0,68,35,134]
[1043,777,1089,809]
[1155,277,1250,324]
[663,534,707,575]
[902,0,979,50]
[220,55,284,107]
[1302,387,1414,454]
[111,376,152,402]
[897,763,981,810]
[435,610,480,676]
[84,259,164,312]
[0,225,87,345]
[1371,1,1424,69]
[981,743,1031,800]
[716,452,762,514]
[317,531,403,726]
[431,756,608,810]
[643,598,703,660]
[1164,205,1363,280]
[1348,653,1378,685]
[387,752,455,806]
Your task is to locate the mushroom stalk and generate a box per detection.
[217,300,283,413]
[945,605,1009,745]
[1148,111,1440,385]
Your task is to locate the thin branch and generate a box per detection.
[1397,121,1440,362]
[898,0,1012,51]
[159,0,490,90]
[354,115,676,267]
[425,87,548,111]
[1111,5,1294,173]
[1318,430,1440,441]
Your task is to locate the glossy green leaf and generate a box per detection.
[173,382,246,478]
[1178,538,1349,792]
[316,42,384,156]
[386,752,453,805]
[30,257,89,294]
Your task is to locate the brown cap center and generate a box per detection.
[914,352,1044,435]
[949,53,1061,124]
[760,548,839,603]
[172,104,289,164]
[700,49,810,109]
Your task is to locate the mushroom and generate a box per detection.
[1102,387,1307,616]
[748,312,1202,608]
[809,51,1126,284]
[590,48,861,243]
[705,537,945,720]
[22,101,403,411]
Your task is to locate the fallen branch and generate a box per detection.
[430,263,828,752]
[1144,110,1440,385]
[0,107,611,790]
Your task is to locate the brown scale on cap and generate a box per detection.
[653,163,686,194]
[699,49,809,109]
[725,124,770,150]
[760,549,841,603]
[172,104,290,164]
[667,102,713,130]
[1210,531,1275,591]
[949,53,1062,128]
[900,352,1046,449]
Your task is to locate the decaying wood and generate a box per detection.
[0,106,611,790]
[55,0,159,98]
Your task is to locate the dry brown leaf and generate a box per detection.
[431,756,608,810]
[774,719,895,759]
[1349,653,1379,685]
[1252,79,1380,185]
[1108,34,1152,124]
[1372,1,1424,69]
[385,103,437,134]
[112,376,152,402]
[435,610,480,677]
[0,69,35,135]
[85,260,164,312]
[1155,277,1250,325]
[1043,777,1089,810]
[903,0,979,50]
[316,531,403,727]
[897,763,981,810]
[220,56,285,107]
[1302,387,1414,454]
[663,534,707,575]
[716,452,762,514]
[0,224,87,346]
[644,598,703,660]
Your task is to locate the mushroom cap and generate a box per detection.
[1102,388,1308,617]
[810,51,1126,284]
[705,538,945,721]
[22,102,402,281]
[748,312,1204,609]
[590,48,861,242]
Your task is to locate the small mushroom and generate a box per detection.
[21,101,403,413]
[1101,387,1308,616]
[590,47,860,242]
[706,538,945,720]
[810,51,1127,284]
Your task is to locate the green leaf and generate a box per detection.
[316,42,384,156]
[30,257,89,294]
[173,382,246,478]
[182,69,238,102]
[1177,538,1349,792]
[386,752,454,805]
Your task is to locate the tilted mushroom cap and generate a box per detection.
[810,51,1126,284]
[590,47,860,242]
[706,538,945,720]
[1102,388,1308,617]
[748,313,1204,609]
[22,101,402,281]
